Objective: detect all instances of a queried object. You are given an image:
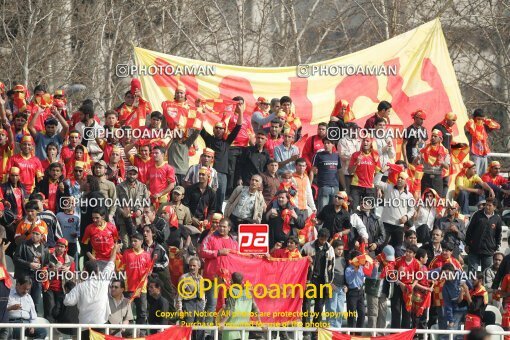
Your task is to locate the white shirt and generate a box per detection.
[64,261,115,324]
[350,213,369,240]
[413,206,436,230]
[337,138,361,175]
[74,121,104,161]
[375,175,415,226]
[7,288,37,322]
[374,136,395,173]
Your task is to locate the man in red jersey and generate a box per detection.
[481,161,510,204]
[124,142,154,185]
[60,130,81,164]
[146,146,176,205]
[348,137,381,211]
[82,206,119,272]
[44,238,76,322]
[121,233,152,326]
[6,135,43,194]
[198,218,238,328]
[391,244,421,329]
[427,242,462,328]
[264,119,283,159]
[116,90,152,129]
[302,122,328,169]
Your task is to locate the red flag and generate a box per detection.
[217,252,309,324]
[89,325,192,339]
[129,257,155,303]
[387,163,405,186]
[168,247,184,289]
[298,213,317,245]
[200,98,237,126]
[295,133,308,154]
[281,209,292,234]
[318,328,416,340]
[161,101,190,129]
[130,78,141,96]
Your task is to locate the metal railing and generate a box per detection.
[1,324,510,340]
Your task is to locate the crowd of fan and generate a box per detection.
[0,82,509,340]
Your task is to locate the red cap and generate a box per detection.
[32,226,44,235]
[463,161,475,169]
[257,97,269,104]
[130,78,141,96]
[411,109,426,120]
[56,238,68,247]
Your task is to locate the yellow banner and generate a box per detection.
[133,18,467,141]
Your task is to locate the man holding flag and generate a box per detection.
[120,233,153,331]
[200,102,244,211]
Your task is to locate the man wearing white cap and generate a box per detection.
[251,97,274,133]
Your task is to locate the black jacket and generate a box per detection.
[80,191,107,238]
[200,125,241,174]
[35,176,71,214]
[183,184,216,220]
[357,210,386,253]
[0,182,26,220]
[265,205,304,248]
[465,210,502,256]
[240,146,270,184]
[317,204,352,237]
[434,215,466,258]
[14,239,50,279]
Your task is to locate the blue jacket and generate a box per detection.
[442,271,473,323]
[345,264,378,289]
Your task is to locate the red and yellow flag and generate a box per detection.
[135,19,469,141]
[199,98,238,130]
[89,325,192,340]
[318,328,416,340]
[128,257,156,303]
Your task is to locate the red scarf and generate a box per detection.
[0,264,12,289]
[421,143,448,167]
[281,209,292,234]
[298,213,317,245]
[440,119,453,134]
[470,285,488,304]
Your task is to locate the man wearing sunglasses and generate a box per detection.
[200,103,244,212]
[108,279,133,337]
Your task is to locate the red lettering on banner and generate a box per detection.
[385,58,457,135]
[333,74,380,129]
[150,56,458,138]
[152,58,199,102]
[218,76,256,115]
[334,75,380,110]
[289,77,312,127]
